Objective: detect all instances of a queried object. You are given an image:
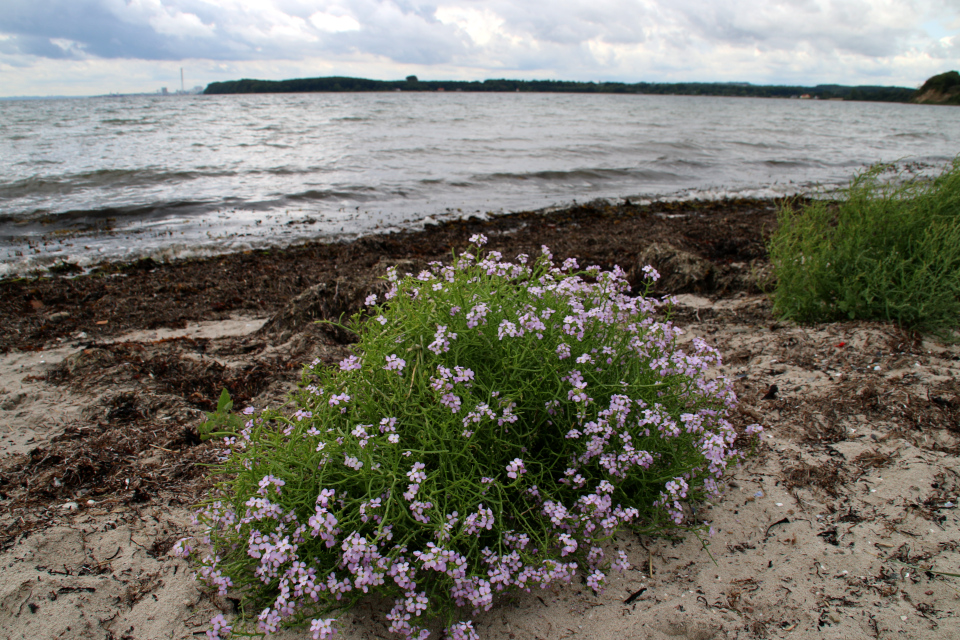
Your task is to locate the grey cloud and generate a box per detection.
[0,34,84,59]
[0,0,263,60]
[666,0,916,58]
[493,1,652,45]
[0,0,470,63]
[0,0,950,74]
[315,1,469,64]
[0,0,211,60]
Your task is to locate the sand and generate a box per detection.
[1,292,958,640]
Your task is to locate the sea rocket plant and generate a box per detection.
[184,237,760,638]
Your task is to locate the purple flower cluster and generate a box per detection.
[339,355,361,371]
[206,614,232,639]
[430,365,477,414]
[381,354,406,375]
[505,458,526,479]
[465,303,489,328]
[186,243,762,640]
[427,325,456,355]
[310,618,337,639]
[563,370,590,404]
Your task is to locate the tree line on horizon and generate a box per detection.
[203,75,922,102]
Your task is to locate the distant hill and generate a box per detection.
[913,71,960,106]
[203,76,915,102]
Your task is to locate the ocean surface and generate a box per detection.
[1,92,958,277]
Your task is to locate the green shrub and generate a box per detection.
[768,159,960,335]
[178,238,760,639]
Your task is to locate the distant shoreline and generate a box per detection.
[204,76,915,103]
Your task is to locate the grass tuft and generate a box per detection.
[768,159,960,336]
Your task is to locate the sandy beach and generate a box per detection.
[1,198,958,639]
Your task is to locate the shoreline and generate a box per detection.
[0,196,781,353]
[0,193,799,283]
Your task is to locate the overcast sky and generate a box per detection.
[1,0,958,97]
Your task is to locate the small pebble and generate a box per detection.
[61,502,78,512]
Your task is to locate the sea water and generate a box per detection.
[1,92,958,277]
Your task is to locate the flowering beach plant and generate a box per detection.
[180,236,760,639]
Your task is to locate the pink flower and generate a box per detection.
[207,614,231,639]
[505,458,526,479]
[384,354,406,373]
[310,618,337,639]
[338,355,361,371]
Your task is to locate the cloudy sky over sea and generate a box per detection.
[1,0,958,97]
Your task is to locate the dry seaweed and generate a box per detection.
[0,198,780,354]
[781,459,844,497]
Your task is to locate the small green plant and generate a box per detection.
[178,238,760,639]
[769,159,960,336]
[198,389,248,440]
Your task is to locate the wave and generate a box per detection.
[0,199,219,226]
[655,158,711,170]
[256,166,324,176]
[14,159,63,167]
[887,132,930,140]
[0,168,239,200]
[477,167,686,183]
[731,140,777,150]
[100,118,158,126]
[757,159,823,168]
[284,186,380,202]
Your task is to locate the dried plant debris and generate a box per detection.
[0,331,351,548]
[781,458,844,497]
[46,338,278,407]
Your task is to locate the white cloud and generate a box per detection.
[309,11,361,33]
[50,38,85,52]
[149,9,217,38]
[434,6,505,46]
